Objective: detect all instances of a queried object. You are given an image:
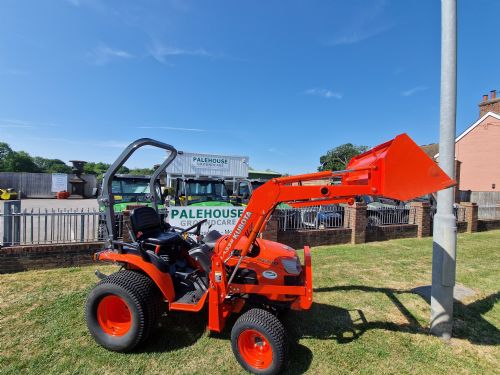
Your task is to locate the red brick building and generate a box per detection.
[436,90,500,192]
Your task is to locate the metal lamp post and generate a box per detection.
[431,0,458,339]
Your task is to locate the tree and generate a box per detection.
[0,142,13,170]
[83,162,129,176]
[128,167,154,175]
[83,162,110,176]
[3,151,41,172]
[33,156,72,174]
[318,143,368,171]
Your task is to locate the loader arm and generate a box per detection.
[220,133,455,262]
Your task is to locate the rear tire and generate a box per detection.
[231,308,287,375]
[85,270,163,352]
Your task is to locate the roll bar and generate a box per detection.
[99,138,178,245]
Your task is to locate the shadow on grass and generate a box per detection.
[311,286,500,346]
[139,287,497,373]
[139,308,208,353]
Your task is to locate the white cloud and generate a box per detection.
[304,88,343,99]
[28,136,128,148]
[0,68,30,76]
[328,24,391,46]
[88,44,133,65]
[268,147,285,156]
[326,0,391,46]
[148,40,213,64]
[137,126,207,132]
[0,119,58,128]
[401,86,428,97]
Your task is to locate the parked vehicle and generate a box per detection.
[98,175,163,239]
[172,178,233,206]
[358,196,410,226]
[231,179,266,205]
[300,205,344,228]
[105,175,163,212]
[0,188,18,200]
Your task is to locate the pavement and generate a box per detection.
[411,284,476,303]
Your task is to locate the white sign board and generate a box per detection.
[51,173,68,193]
[165,151,249,178]
[167,206,244,235]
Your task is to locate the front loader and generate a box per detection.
[85,134,454,374]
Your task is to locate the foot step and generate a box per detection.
[174,289,206,304]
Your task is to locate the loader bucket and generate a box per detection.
[344,133,455,201]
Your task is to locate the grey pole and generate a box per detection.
[430,0,457,339]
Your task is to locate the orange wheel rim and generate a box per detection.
[237,329,273,370]
[97,295,132,336]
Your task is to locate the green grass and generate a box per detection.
[1,231,499,374]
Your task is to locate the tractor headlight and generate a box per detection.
[281,257,302,275]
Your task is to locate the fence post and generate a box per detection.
[2,200,21,246]
[460,202,478,233]
[346,202,366,244]
[261,215,279,242]
[122,210,132,243]
[80,213,85,242]
[410,202,431,238]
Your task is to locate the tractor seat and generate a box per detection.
[144,231,182,246]
[130,206,177,245]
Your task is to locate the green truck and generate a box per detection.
[171,178,233,207]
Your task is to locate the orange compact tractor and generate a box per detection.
[86,134,454,374]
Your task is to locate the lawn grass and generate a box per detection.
[1,230,499,374]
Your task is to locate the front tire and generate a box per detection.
[85,270,163,352]
[231,308,287,375]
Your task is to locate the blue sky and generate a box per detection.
[0,0,498,174]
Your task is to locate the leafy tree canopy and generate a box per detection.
[33,156,72,174]
[2,151,41,173]
[318,143,368,171]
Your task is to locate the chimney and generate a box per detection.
[479,90,500,118]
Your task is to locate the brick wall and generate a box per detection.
[366,224,418,242]
[261,215,279,242]
[278,228,352,249]
[0,242,103,274]
[456,221,468,233]
[345,202,366,244]
[477,219,500,231]
[409,202,431,237]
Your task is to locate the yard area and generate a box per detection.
[0,231,498,374]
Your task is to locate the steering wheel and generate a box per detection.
[169,219,208,235]
[182,219,208,235]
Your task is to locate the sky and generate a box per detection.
[0,0,498,174]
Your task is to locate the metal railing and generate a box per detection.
[478,205,500,220]
[430,206,467,222]
[366,206,415,226]
[276,205,345,231]
[1,207,104,246]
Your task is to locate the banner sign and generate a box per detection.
[165,151,248,178]
[167,206,244,235]
[191,155,230,170]
[51,173,68,193]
